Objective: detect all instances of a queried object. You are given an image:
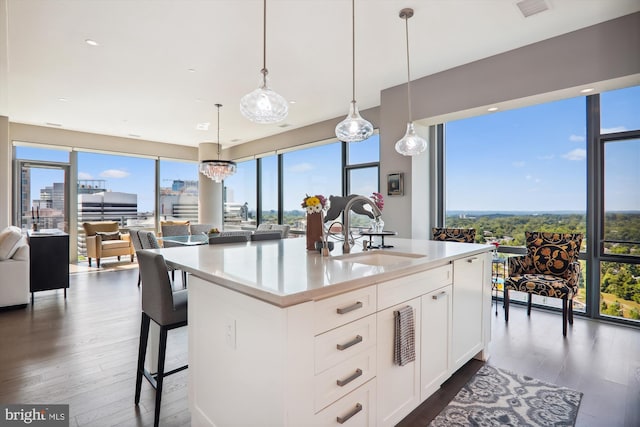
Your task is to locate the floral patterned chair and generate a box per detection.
[504,231,583,336]
[431,227,476,243]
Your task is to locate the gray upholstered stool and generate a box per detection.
[134,251,188,427]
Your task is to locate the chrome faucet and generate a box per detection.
[342,195,382,253]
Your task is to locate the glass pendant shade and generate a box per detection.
[395,122,427,156]
[335,101,374,142]
[199,160,237,183]
[240,74,288,124]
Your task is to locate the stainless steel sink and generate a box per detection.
[331,251,426,266]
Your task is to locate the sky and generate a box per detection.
[17,86,639,215]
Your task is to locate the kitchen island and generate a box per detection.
[157,237,493,426]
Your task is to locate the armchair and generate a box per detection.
[504,231,583,336]
[83,221,134,268]
[431,227,476,243]
[0,226,29,308]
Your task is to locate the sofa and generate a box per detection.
[0,226,30,309]
[83,221,134,267]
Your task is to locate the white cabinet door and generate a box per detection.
[376,298,421,427]
[420,284,452,401]
[451,255,485,372]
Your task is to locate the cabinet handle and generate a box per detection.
[336,368,363,387]
[337,301,363,314]
[336,403,363,424]
[467,257,479,263]
[432,291,447,300]
[336,335,363,351]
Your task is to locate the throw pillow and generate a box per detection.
[525,231,583,276]
[96,231,121,241]
[0,226,25,260]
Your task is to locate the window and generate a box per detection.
[223,160,257,230]
[282,142,341,231]
[445,97,587,310]
[260,155,279,225]
[345,134,380,228]
[159,159,199,224]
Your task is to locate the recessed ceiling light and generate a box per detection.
[188,68,196,73]
[128,134,141,138]
[85,39,99,46]
[45,122,62,127]
[487,107,499,112]
[58,98,67,102]
[231,139,241,143]
[196,122,210,131]
[580,88,595,93]
[289,100,296,104]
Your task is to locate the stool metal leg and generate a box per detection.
[154,327,168,427]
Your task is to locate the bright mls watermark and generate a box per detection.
[1,405,69,426]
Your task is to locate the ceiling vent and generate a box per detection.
[278,123,291,128]
[516,0,549,18]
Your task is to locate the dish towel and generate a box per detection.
[394,305,416,366]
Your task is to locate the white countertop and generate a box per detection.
[153,237,492,307]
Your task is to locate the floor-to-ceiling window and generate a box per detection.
[345,133,380,228]
[223,160,257,230]
[281,142,342,231]
[598,86,640,322]
[445,96,587,311]
[259,155,279,225]
[159,159,199,224]
[443,85,639,324]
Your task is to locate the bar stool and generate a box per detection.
[134,250,188,427]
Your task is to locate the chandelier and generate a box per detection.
[199,104,237,182]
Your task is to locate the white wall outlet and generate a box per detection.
[224,317,236,349]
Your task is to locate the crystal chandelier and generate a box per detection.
[199,104,237,183]
[240,0,288,124]
[395,8,427,156]
[335,0,373,143]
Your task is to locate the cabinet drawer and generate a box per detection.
[315,348,376,412]
[313,378,377,426]
[314,286,377,334]
[315,315,376,374]
[378,264,452,310]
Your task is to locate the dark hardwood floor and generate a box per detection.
[1,265,639,426]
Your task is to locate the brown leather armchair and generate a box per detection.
[83,221,134,267]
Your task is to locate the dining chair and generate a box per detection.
[208,235,250,244]
[160,224,190,248]
[134,251,188,427]
[251,231,282,241]
[431,227,476,243]
[504,231,583,336]
[189,223,214,236]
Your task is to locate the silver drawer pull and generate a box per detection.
[432,291,447,300]
[336,403,363,424]
[336,368,363,387]
[336,335,363,351]
[337,301,363,315]
[467,257,479,263]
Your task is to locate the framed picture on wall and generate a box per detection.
[387,173,404,196]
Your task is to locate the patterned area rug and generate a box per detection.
[429,365,583,427]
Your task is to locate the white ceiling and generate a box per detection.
[4,0,640,148]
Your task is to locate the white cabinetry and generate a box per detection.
[451,254,488,372]
[188,251,490,427]
[421,284,452,400]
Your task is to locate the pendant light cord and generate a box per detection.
[215,103,222,160]
[261,0,268,82]
[404,14,412,122]
[351,0,356,103]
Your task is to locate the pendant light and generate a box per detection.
[199,104,237,183]
[335,0,373,143]
[240,0,288,124]
[395,8,427,156]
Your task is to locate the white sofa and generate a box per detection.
[0,226,30,309]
